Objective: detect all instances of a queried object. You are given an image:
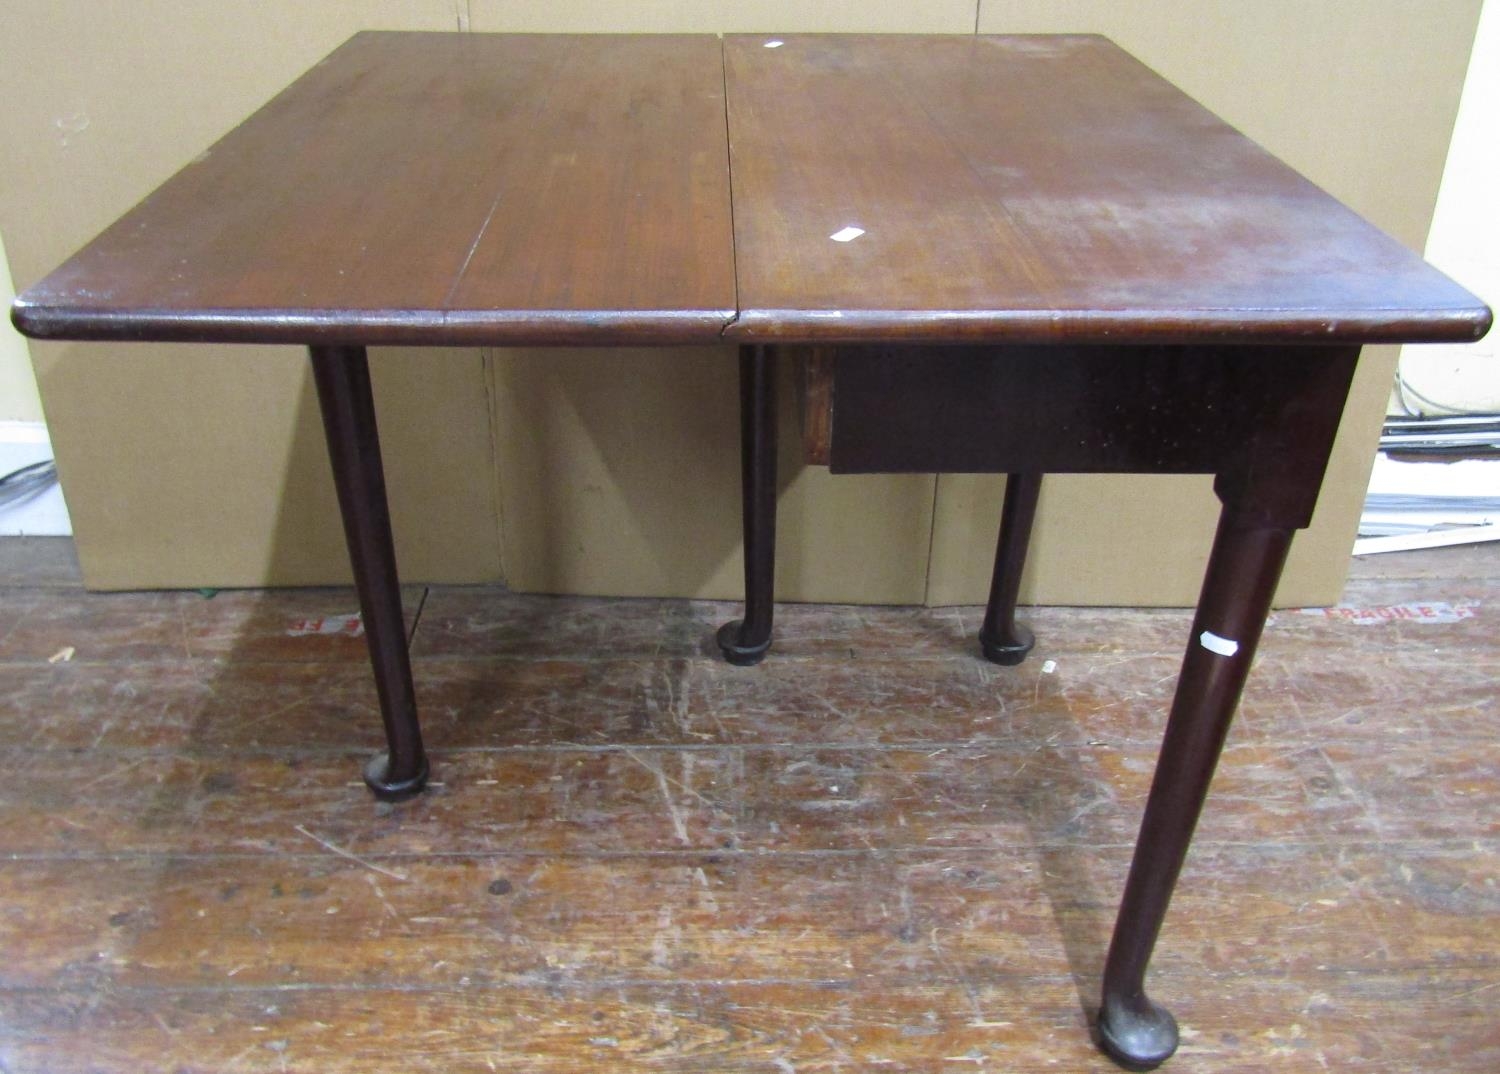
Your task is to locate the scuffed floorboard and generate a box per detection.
[0,545,1496,1071]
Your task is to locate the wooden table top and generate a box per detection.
[13,32,1490,349]
[722,34,1487,345]
[12,33,739,348]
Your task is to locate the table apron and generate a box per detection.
[819,343,1358,491]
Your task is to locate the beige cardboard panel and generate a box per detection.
[0,2,467,288]
[929,472,1217,608]
[30,341,500,590]
[372,348,503,586]
[471,1,978,34]
[925,1,1483,607]
[490,348,932,603]
[0,231,44,423]
[979,1,1481,248]
[0,2,500,589]
[775,367,935,606]
[1277,344,1405,606]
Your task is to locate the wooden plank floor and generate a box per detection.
[1,539,1496,1072]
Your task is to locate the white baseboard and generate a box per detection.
[0,420,73,536]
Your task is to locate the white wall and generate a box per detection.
[1400,0,1500,413]
[1,228,70,535]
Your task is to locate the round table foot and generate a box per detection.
[979,623,1034,666]
[716,620,770,666]
[362,752,429,802]
[1098,997,1179,1070]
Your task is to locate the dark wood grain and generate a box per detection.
[819,344,1360,475]
[5,970,1499,1074]
[1,553,1498,1071]
[12,33,737,347]
[310,345,427,799]
[715,345,778,666]
[978,471,1042,665]
[15,33,1490,350]
[3,845,1477,991]
[723,34,1491,345]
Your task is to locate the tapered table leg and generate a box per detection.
[978,471,1042,665]
[717,344,778,666]
[1097,511,1294,1068]
[309,345,429,801]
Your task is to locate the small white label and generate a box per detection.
[764,39,784,49]
[829,226,865,243]
[1198,630,1239,657]
[1040,659,1058,674]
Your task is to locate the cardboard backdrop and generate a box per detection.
[0,1,1483,604]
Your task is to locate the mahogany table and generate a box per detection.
[13,32,1490,1068]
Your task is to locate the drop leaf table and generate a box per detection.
[13,32,1490,1067]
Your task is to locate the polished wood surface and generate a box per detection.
[12,33,737,347]
[979,471,1042,666]
[723,34,1490,345]
[812,344,1360,480]
[715,346,779,667]
[1,548,1496,1071]
[310,346,427,800]
[15,32,1491,350]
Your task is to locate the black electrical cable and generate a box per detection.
[0,459,58,507]
[1380,413,1500,457]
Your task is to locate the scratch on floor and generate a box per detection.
[293,823,408,881]
[1450,980,1500,1001]
[624,749,690,844]
[365,873,399,919]
[74,755,151,791]
[694,866,721,913]
[233,696,309,733]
